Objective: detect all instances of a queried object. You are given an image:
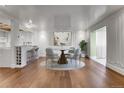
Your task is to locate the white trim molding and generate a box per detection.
[107,63,124,76]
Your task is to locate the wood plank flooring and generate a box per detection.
[0,58,124,88]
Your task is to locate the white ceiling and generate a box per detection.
[0,5,123,31]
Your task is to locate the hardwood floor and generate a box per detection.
[0,58,124,88]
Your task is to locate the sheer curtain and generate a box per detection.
[96,27,106,59]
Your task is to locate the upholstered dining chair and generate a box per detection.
[68,47,75,54]
[46,48,59,67]
[65,47,75,58]
[67,48,81,66]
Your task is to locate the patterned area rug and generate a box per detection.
[40,59,85,70]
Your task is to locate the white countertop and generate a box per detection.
[0,47,11,50]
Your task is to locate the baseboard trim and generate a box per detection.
[106,63,124,76]
[90,56,106,66]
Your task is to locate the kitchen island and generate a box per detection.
[0,46,39,68]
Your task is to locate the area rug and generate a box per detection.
[40,59,85,70]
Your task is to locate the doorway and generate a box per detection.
[90,26,107,66]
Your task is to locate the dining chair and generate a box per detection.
[46,48,59,67]
[68,47,75,54]
[65,47,75,58]
[68,48,81,66]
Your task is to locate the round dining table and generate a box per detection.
[58,50,68,64]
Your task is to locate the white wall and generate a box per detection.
[36,30,85,57]
[87,7,124,75]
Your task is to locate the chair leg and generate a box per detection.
[46,57,48,68]
[79,56,81,65]
[71,58,73,65]
[75,57,79,67]
[75,58,77,67]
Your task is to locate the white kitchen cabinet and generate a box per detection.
[15,46,39,68]
[0,48,13,67]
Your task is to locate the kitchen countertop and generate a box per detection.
[0,47,11,50]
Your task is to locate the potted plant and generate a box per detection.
[79,40,88,58]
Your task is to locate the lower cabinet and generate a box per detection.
[15,46,39,68]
